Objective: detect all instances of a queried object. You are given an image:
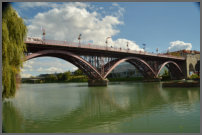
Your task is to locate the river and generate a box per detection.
[2,82,200,133]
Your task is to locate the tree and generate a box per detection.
[57,73,63,81]
[74,69,83,76]
[2,4,27,98]
[62,71,71,81]
[45,74,58,82]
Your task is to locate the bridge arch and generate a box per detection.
[25,50,103,80]
[103,57,157,79]
[156,61,184,79]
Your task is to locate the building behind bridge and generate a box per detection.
[166,50,200,77]
[108,62,143,78]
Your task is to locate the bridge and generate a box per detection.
[24,38,195,86]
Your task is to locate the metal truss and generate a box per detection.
[25,50,185,80]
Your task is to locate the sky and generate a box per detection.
[11,2,200,78]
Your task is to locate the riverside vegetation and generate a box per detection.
[22,69,88,83]
[22,69,186,84]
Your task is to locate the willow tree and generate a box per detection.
[2,4,27,98]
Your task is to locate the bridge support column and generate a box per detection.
[88,79,109,86]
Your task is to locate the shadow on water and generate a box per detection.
[2,82,200,133]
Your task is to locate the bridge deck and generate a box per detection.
[25,39,185,61]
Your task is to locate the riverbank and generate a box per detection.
[22,76,145,84]
[22,75,88,83]
[162,81,200,87]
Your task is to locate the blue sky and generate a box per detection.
[11,2,200,77]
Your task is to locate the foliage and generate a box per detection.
[62,71,71,81]
[74,69,84,76]
[69,75,88,82]
[160,69,171,80]
[45,74,58,82]
[2,4,27,98]
[22,72,88,83]
[189,74,199,79]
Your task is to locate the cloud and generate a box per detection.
[37,67,44,72]
[27,3,122,43]
[168,40,192,52]
[37,66,63,73]
[26,2,141,51]
[46,67,63,73]
[72,67,78,71]
[111,3,125,17]
[23,60,34,71]
[111,38,144,51]
[21,73,32,78]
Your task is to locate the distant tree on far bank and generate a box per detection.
[2,3,27,99]
[74,69,83,76]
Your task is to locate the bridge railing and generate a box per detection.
[25,38,185,59]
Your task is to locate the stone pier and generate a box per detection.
[88,79,109,86]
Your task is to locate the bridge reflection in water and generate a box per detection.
[3,82,200,133]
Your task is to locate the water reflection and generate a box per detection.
[3,82,200,133]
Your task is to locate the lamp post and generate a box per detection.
[105,37,111,49]
[156,48,158,54]
[127,42,129,51]
[142,44,146,51]
[41,26,45,44]
[78,33,82,47]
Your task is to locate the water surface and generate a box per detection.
[2,82,200,133]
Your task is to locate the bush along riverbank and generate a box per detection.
[22,75,88,83]
[22,76,145,84]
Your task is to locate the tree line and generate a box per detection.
[22,69,88,83]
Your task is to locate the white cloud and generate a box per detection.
[37,66,63,73]
[46,67,63,73]
[23,60,34,70]
[37,67,44,72]
[26,2,141,51]
[110,38,144,51]
[21,73,32,78]
[111,3,125,17]
[72,67,78,71]
[27,3,122,43]
[168,40,192,52]
[21,57,78,76]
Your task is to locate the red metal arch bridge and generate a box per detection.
[24,39,186,85]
